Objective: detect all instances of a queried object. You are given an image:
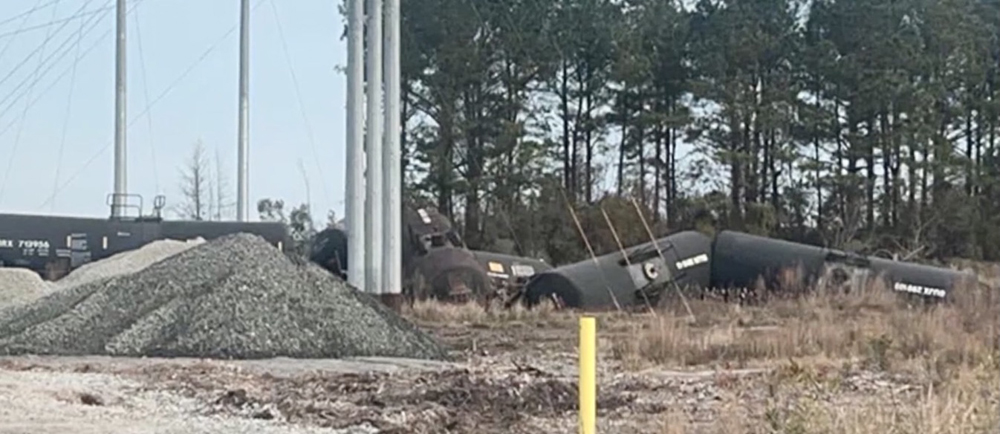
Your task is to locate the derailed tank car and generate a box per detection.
[307,207,492,302]
[710,230,830,294]
[522,230,713,310]
[409,247,492,303]
[470,251,552,303]
[869,257,973,300]
[309,227,348,278]
[710,230,972,300]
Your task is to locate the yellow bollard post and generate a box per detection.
[579,316,596,434]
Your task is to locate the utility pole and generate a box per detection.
[236,0,250,221]
[382,0,402,307]
[345,0,366,291]
[111,0,127,218]
[364,0,384,295]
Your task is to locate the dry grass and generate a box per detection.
[626,274,1000,433]
[403,266,999,433]
[404,298,568,325]
[617,281,998,372]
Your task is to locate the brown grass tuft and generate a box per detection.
[636,274,1000,433]
[403,299,566,325]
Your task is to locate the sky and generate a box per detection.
[0,0,348,220]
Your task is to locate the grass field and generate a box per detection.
[405,265,999,433]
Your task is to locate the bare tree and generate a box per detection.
[175,141,236,221]
[176,140,212,220]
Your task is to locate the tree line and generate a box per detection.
[177,0,1000,266]
[372,0,1000,264]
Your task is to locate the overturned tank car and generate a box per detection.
[868,257,973,300]
[710,231,830,296]
[522,231,713,310]
[408,247,492,303]
[308,227,348,278]
[470,251,552,304]
[710,230,972,301]
[308,206,494,303]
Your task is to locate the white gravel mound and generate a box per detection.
[0,233,448,361]
[54,238,206,291]
[0,238,204,310]
[0,269,51,309]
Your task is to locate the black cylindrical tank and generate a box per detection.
[711,230,973,300]
[710,230,829,290]
[869,257,973,299]
[523,230,713,309]
[309,227,348,278]
[470,251,552,280]
[0,213,162,279]
[409,247,491,302]
[470,250,553,300]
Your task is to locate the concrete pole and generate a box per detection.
[345,0,366,291]
[364,0,384,295]
[382,0,402,305]
[111,0,127,218]
[236,0,250,221]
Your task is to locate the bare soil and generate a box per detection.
[3,304,993,433]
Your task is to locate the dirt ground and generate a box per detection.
[0,281,997,433]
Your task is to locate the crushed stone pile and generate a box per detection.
[0,269,52,308]
[0,238,203,310]
[0,233,448,361]
[52,238,206,291]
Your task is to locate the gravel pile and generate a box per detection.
[0,233,448,361]
[0,238,202,311]
[0,269,52,308]
[53,238,206,291]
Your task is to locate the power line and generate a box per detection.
[0,3,115,41]
[270,0,331,207]
[0,0,111,139]
[0,0,102,106]
[38,0,271,211]
[133,1,159,194]
[0,0,62,29]
[0,0,48,73]
[51,2,88,212]
[0,0,65,206]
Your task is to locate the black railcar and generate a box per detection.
[522,230,713,310]
[710,230,830,292]
[710,230,972,300]
[0,213,164,280]
[469,250,552,303]
[869,257,973,299]
[308,206,472,287]
[309,227,349,278]
[0,211,289,281]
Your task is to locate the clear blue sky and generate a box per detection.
[0,0,348,221]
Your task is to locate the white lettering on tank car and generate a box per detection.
[675,253,709,270]
[0,239,12,248]
[18,240,50,249]
[892,282,946,298]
